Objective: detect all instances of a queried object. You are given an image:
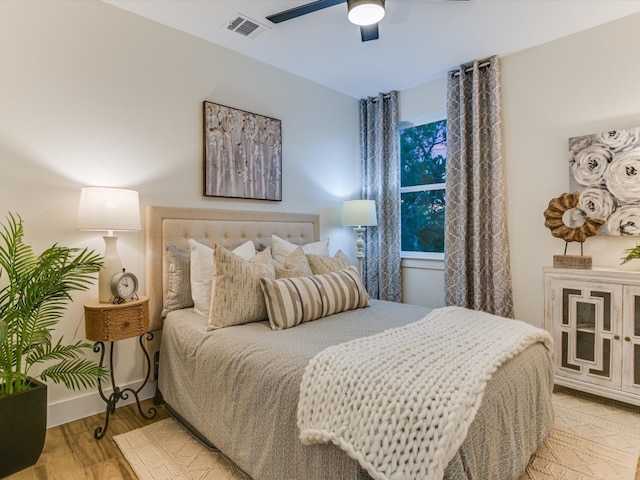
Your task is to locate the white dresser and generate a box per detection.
[543,267,640,405]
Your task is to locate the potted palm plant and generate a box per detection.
[0,213,104,477]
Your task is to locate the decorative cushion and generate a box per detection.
[162,244,193,318]
[260,266,369,331]
[274,247,313,279]
[307,250,352,275]
[271,234,329,265]
[208,246,276,330]
[189,239,256,317]
[231,239,257,259]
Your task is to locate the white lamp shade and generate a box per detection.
[342,200,378,227]
[77,186,141,232]
[347,0,385,26]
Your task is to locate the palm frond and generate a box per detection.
[39,359,107,391]
[0,213,103,393]
[26,338,93,366]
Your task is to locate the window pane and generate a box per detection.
[401,190,445,253]
[576,302,595,330]
[575,331,595,362]
[400,120,447,187]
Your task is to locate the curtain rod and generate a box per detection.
[364,93,393,102]
[451,61,491,77]
[366,59,493,100]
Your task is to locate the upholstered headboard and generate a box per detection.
[145,206,320,333]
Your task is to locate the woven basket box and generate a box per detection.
[85,298,149,342]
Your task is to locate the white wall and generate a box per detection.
[0,0,360,425]
[399,13,640,326]
[502,12,640,327]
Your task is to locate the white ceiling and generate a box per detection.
[103,0,640,99]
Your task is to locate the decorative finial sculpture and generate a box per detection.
[543,192,604,269]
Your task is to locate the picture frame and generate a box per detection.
[203,101,282,201]
[569,127,640,235]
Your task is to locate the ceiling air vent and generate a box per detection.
[226,14,267,39]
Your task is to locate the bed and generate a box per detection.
[145,206,554,480]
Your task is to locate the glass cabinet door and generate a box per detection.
[551,280,622,389]
[622,286,640,395]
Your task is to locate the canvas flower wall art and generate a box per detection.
[569,127,640,235]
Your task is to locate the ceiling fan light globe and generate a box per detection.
[347,0,385,26]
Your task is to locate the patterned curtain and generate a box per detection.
[360,91,401,302]
[445,56,514,318]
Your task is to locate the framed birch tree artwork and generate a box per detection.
[203,101,282,200]
[569,127,640,235]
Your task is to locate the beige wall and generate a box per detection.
[399,13,640,325]
[0,0,360,425]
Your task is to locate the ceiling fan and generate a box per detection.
[266,0,386,43]
[266,0,468,43]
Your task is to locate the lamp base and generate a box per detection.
[354,226,365,277]
[98,236,123,303]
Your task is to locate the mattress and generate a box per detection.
[158,300,554,480]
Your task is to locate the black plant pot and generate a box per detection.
[0,378,47,477]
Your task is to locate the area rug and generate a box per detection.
[519,391,640,480]
[113,417,251,480]
[115,392,640,480]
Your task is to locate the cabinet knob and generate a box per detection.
[625,336,631,342]
[614,335,620,340]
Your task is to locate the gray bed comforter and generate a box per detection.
[159,300,554,480]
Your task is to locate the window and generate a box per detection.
[399,117,447,259]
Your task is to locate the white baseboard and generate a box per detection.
[47,380,157,428]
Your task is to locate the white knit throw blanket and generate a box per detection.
[297,306,553,480]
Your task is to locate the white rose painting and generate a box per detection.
[569,127,640,235]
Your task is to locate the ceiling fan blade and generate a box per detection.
[360,23,379,42]
[266,0,346,24]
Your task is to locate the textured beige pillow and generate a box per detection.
[274,247,313,279]
[189,239,256,317]
[260,266,369,331]
[271,234,329,265]
[208,246,275,330]
[307,250,352,275]
[162,244,193,318]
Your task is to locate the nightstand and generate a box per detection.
[84,296,157,439]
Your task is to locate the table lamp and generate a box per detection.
[77,186,141,303]
[341,199,377,275]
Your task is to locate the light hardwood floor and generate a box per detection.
[5,399,169,480]
[4,395,640,480]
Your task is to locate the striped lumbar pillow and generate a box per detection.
[260,266,369,330]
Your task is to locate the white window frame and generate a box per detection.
[399,112,446,261]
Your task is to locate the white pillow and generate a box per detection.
[189,239,256,316]
[271,234,329,265]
